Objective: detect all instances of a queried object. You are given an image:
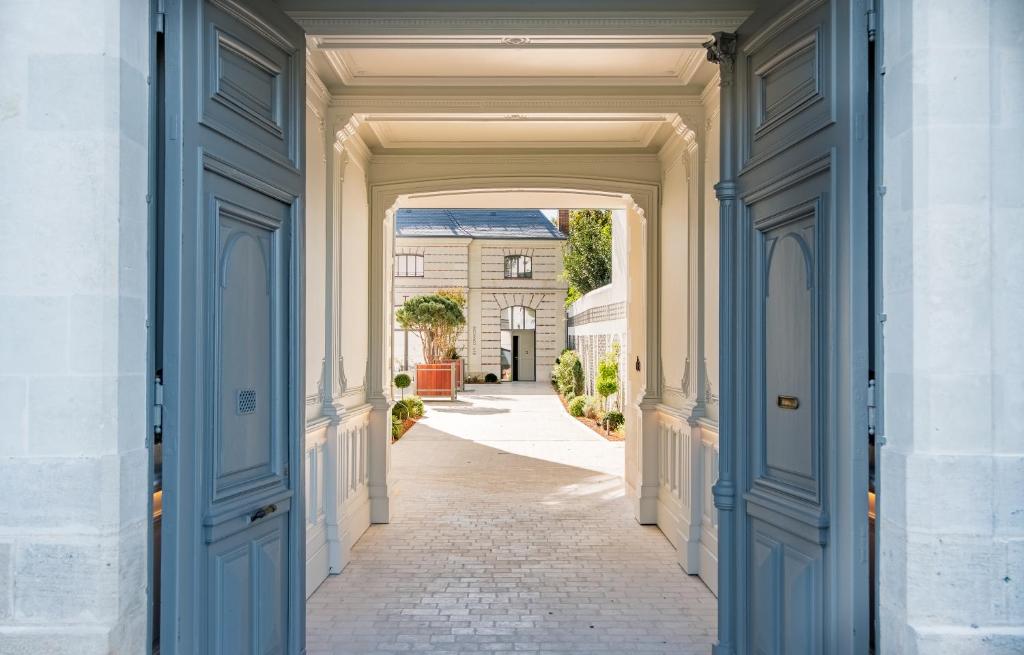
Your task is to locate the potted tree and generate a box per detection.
[436,288,467,390]
[396,294,466,399]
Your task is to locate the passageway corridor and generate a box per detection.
[306,383,716,654]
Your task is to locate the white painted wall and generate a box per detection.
[305,90,328,413]
[339,151,371,399]
[879,1,1024,652]
[660,152,690,391]
[0,1,150,652]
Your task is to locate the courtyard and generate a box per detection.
[306,383,716,654]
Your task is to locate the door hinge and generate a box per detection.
[153,376,164,435]
[866,0,877,42]
[867,378,877,437]
[154,9,165,34]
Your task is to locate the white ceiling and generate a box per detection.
[361,117,670,150]
[309,34,714,154]
[315,43,714,87]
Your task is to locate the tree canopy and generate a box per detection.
[395,294,466,363]
[561,209,613,305]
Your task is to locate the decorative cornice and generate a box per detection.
[330,94,703,114]
[305,51,331,110]
[292,12,749,36]
[330,113,372,164]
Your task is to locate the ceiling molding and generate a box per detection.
[292,11,749,36]
[330,94,703,114]
[314,35,714,48]
[319,74,706,88]
[305,51,331,111]
[321,49,355,85]
[675,49,706,85]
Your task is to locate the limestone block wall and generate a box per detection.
[879,1,1024,652]
[0,1,151,652]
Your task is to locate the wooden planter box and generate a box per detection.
[415,362,460,399]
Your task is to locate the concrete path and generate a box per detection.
[306,382,716,654]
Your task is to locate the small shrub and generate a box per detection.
[568,395,588,417]
[392,400,410,421]
[391,414,404,439]
[604,410,625,431]
[405,395,425,419]
[484,372,499,383]
[393,372,411,399]
[554,350,584,398]
[584,396,604,420]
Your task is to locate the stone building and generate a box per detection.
[393,208,568,382]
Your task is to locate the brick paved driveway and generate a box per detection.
[307,382,716,654]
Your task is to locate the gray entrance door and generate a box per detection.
[159,0,305,652]
[715,0,869,653]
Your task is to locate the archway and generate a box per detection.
[365,181,662,530]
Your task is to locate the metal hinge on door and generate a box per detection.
[867,378,877,437]
[866,0,877,42]
[154,0,166,34]
[153,376,164,436]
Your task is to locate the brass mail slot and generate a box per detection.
[777,395,800,410]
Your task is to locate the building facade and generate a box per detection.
[393,209,568,383]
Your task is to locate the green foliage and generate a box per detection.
[604,410,625,431]
[391,413,404,439]
[553,350,584,398]
[568,395,588,417]
[393,395,424,421]
[596,343,621,408]
[484,372,499,383]
[405,395,424,419]
[562,209,613,304]
[395,294,466,363]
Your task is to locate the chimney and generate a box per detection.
[557,209,570,235]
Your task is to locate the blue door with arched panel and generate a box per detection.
[158,0,306,652]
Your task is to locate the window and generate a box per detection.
[395,254,423,277]
[500,305,536,330]
[504,255,532,279]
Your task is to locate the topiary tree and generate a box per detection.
[394,372,411,399]
[596,342,620,410]
[395,294,466,363]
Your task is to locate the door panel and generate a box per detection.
[720,0,869,652]
[162,0,305,653]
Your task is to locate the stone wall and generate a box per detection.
[0,1,151,652]
[879,1,1024,652]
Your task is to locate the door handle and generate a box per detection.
[249,504,277,522]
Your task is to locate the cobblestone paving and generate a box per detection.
[307,383,716,654]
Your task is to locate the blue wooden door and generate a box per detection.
[160,0,305,652]
[717,0,869,653]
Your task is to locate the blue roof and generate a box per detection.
[395,209,565,240]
